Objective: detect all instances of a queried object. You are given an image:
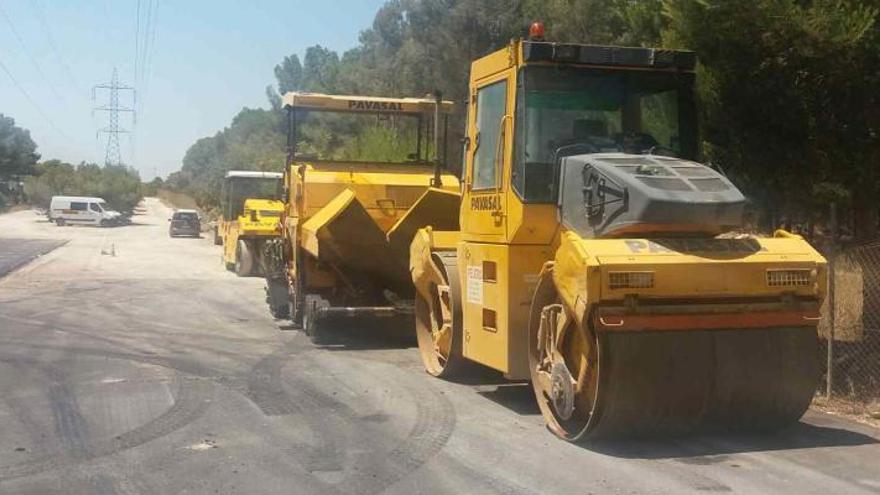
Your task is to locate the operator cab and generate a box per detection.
[513,47,698,204]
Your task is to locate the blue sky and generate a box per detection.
[0,0,385,179]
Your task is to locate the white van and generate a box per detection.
[49,196,121,227]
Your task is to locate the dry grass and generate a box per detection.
[157,189,199,211]
[812,395,880,429]
[818,255,864,342]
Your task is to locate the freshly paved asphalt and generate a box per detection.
[0,199,878,495]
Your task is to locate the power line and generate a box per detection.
[93,68,135,167]
[138,0,153,90]
[0,2,64,101]
[134,0,141,84]
[138,0,159,117]
[0,58,67,138]
[28,0,80,91]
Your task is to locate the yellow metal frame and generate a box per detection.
[411,39,828,380]
[282,92,454,115]
[221,198,283,265]
[279,91,461,300]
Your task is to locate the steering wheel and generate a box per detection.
[616,132,660,154]
[552,142,599,164]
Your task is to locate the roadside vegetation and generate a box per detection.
[166,0,879,241]
[22,160,143,213]
[0,113,144,213]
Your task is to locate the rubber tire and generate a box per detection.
[56,218,65,226]
[100,219,108,227]
[266,279,291,319]
[235,239,255,277]
[213,226,222,246]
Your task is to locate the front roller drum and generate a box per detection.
[414,253,469,378]
[528,267,820,441]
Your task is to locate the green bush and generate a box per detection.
[23,160,143,212]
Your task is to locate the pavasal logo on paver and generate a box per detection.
[348,100,404,111]
[470,195,500,211]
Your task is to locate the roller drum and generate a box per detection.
[588,326,819,438]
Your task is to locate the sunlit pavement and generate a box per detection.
[0,198,878,495]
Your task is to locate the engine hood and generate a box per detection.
[557,153,745,239]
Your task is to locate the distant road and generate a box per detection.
[0,238,66,278]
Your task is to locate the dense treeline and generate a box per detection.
[23,160,143,212]
[0,113,144,212]
[173,0,880,237]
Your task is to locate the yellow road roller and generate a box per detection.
[264,92,460,340]
[410,27,827,440]
[218,171,284,276]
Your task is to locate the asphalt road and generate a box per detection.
[0,199,878,495]
[0,237,66,278]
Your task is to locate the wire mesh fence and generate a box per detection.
[818,238,880,419]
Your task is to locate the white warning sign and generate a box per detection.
[466,265,483,305]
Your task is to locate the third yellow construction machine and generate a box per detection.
[410,24,828,440]
[218,171,284,276]
[264,92,460,340]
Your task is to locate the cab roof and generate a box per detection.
[282,92,454,115]
[224,171,283,179]
[243,198,283,209]
[520,40,696,71]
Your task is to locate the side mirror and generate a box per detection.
[167,218,171,222]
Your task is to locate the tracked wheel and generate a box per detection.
[304,294,330,344]
[529,264,820,441]
[415,253,468,378]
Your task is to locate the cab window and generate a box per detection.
[472,80,507,190]
[89,203,102,213]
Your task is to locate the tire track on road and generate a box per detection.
[244,346,457,495]
[0,351,216,482]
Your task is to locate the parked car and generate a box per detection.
[49,196,122,227]
[168,209,201,237]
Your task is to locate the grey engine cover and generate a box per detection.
[558,153,745,239]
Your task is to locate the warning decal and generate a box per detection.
[466,265,483,305]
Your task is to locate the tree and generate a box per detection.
[663,0,879,236]
[0,114,40,178]
[274,54,304,94]
[173,0,880,238]
[23,159,142,211]
[302,45,341,92]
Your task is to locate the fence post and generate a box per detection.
[826,201,837,399]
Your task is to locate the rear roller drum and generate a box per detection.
[415,254,469,378]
